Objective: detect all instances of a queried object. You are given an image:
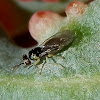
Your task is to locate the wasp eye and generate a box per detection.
[24,59,31,66]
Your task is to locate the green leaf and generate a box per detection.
[63,0,100,76]
[0,0,100,100]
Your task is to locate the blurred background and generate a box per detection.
[0,0,89,48]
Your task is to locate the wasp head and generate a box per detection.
[22,54,31,65]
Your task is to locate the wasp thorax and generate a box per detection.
[28,47,42,60]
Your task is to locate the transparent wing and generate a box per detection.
[41,30,75,54]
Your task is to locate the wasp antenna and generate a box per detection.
[12,62,24,71]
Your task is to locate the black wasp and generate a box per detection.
[12,30,75,72]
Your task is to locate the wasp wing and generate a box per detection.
[40,30,75,56]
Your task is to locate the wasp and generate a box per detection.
[12,30,75,73]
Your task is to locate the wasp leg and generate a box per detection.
[54,55,64,60]
[48,54,53,57]
[39,56,52,75]
[46,56,50,63]
[47,54,65,69]
[48,54,64,60]
[39,56,49,75]
[34,58,40,65]
[39,61,46,75]
[51,57,65,69]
